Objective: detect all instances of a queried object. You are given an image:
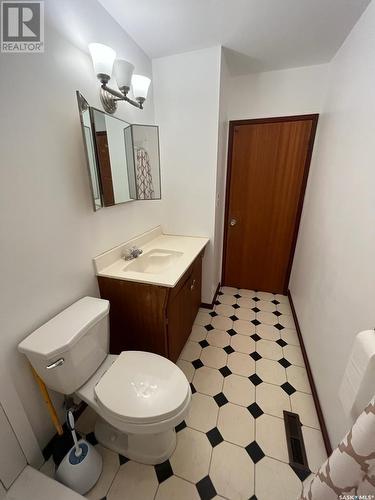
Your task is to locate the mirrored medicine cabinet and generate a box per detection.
[76,91,161,211]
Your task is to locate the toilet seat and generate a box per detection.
[94,351,190,425]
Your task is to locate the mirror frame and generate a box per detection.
[76,91,103,211]
[127,123,162,201]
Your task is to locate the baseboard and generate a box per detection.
[201,282,221,309]
[287,290,332,456]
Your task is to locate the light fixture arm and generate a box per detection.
[101,83,144,110]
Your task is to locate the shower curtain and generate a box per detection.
[135,148,155,200]
[300,396,375,499]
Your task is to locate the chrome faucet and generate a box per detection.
[123,245,143,261]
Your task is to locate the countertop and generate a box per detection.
[93,227,209,288]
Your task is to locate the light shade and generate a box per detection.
[114,59,135,91]
[88,43,116,80]
[132,74,151,100]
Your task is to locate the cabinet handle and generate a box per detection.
[190,279,196,291]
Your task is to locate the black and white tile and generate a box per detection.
[39,287,327,500]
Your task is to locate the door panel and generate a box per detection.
[95,132,115,206]
[167,254,202,362]
[190,254,202,324]
[223,116,318,293]
[167,279,192,363]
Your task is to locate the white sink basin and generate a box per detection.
[124,249,183,274]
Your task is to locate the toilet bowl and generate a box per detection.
[18,297,191,465]
[77,352,191,463]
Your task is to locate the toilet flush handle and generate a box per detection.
[46,358,65,370]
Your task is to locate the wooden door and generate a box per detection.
[223,115,318,294]
[95,132,115,206]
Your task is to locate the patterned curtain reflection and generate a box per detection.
[136,148,155,200]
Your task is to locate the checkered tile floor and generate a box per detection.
[40,287,327,500]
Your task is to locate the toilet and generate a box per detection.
[18,297,191,465]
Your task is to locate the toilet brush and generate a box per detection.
[55,410,103,495]
[67,410,82,458]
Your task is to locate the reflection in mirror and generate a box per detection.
[126,125,161,200]
[90,108,135,206]
[76,92,162,210]
[76,92,102,210]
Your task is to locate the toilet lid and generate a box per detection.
[94,351,190,424]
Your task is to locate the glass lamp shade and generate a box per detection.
[132,74,151,100]
[88,43,116,81]
[114,59,135,92]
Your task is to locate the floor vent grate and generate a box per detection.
[283,410,311,481]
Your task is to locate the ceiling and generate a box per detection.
[98,0,370,75]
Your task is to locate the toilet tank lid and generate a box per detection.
[18,297,110,359]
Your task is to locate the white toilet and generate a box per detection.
[18,297,191,465]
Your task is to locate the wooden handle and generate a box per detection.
[30,365,63,436]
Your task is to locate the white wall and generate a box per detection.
[153,47,222,302]
[290,0,375,446]
[228,63,329,120]
[0,0,161,448]
[213,50,231,288]
[0,369,44,485]
[152,53,329,302]
[105,115,132,203]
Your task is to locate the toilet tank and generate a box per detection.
[18,297,110,395]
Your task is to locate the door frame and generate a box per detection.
[222,114,319,294]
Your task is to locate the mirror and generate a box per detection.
[125,125,161,200]
[90,108,135,206]
[76,92,161,211]
[77,93,102,210]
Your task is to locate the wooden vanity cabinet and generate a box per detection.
[167,254,202,362]
[97,251,203,362]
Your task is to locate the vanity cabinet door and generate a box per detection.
[167,276,192,363]
[190,254,202,324]
[167,253,203,362]
[98,276,169,356]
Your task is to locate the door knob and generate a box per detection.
[230,218,237,227]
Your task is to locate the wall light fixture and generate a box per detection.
[88,43,151,114]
